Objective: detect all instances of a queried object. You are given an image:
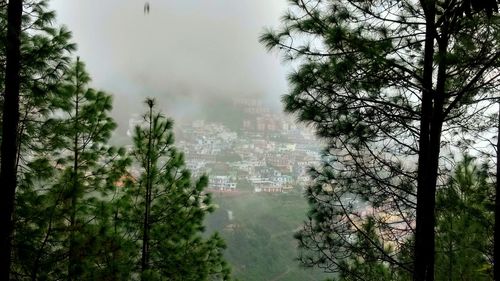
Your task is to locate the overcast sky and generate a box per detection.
[49,0,289,133]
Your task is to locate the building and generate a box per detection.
[209,175,237,191]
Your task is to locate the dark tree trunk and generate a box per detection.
[141,101,154,278]
[414,0,441,280]
[0,0,23,280]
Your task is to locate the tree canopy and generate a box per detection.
[261,0,500,280]
[0,2,234,279]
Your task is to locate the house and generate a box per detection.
[209,175,237,192]
[253,180,282,193]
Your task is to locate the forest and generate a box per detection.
[1,0,500,281]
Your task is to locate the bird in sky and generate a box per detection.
[144,2,150,14]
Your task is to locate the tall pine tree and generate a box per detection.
[261,1,500,280]
[1,1,76,278]
[12,59,129,280]
[434,156,493,281]
[127,98,232,281]
[0,0,23,278]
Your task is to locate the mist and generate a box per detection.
[49,0,289,136]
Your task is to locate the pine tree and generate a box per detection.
[127,98,232,281]
[0,1,76,278]
[0,0,76,173]
[12,59,130,280]
[0,0,24,278]
[261,1,500,280]
[434,156,493,281]
[325,156,494,281]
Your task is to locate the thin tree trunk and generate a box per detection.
[141,101,154,277]
[68,59,81,281]
[0,0,23,279]
[447,218,453,281]
[494,102,500,281]
[31,209,56,281]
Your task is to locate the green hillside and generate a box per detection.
[206,193,330,281]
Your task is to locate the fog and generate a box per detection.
[49,0,289,135]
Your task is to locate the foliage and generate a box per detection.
[305,156,494,281]
[205,193,330,281]
[2,3,234,279]
[12,59,130,280]
[434,156,494,281]
[0,0,76,145]
[261,0,500,280]
[123,99,232,281]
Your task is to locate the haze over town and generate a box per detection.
[49,0,290,134]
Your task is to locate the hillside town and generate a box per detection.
[175,99,323,194]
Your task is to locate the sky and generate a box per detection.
[49,0,290,134]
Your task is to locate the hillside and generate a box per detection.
[206,192,330,281]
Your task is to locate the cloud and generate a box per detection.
[49,0,289,134]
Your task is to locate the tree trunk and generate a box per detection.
[141,101,154,278]
[495,102,500,281]
[0,0,23,280]
[68,59,82,281]
[414,0,443,280]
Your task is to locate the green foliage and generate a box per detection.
[0,0,76,149]
[2,2,234,280]
[334,218,395,281]
[261,0,500,279]
[434,156,494,281]
[12,60,130,280]
[123,99,232,281]
[206,193,330,281]
[308,156,495,281]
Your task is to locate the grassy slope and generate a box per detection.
[205,192,330,281]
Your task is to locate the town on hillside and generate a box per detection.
[175,99,323,194]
